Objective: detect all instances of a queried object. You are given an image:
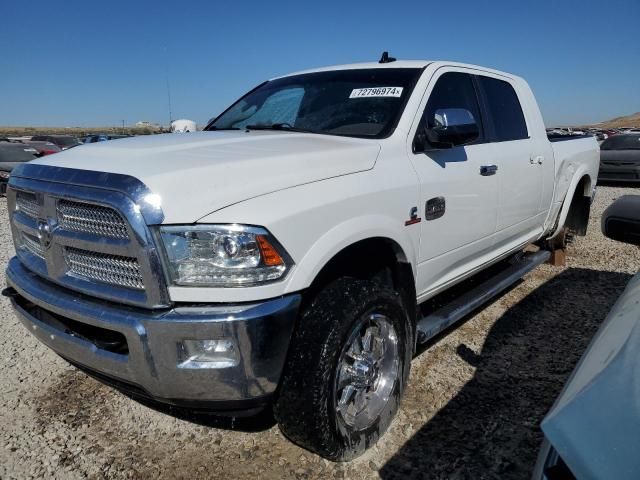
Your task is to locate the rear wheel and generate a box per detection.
[548,226,575,251]
[274,277,412,461]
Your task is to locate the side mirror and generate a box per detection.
[602,195,640,246]
[424,108,479,150]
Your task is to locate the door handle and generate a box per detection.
[530,155,544,165]
[480,165,498,176]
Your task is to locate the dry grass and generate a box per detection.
[0,126,165,137]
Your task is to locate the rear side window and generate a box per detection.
[423,72,483,135]
[478,76,528,141]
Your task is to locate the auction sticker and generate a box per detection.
[349,87,403,98]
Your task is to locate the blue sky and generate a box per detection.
[1,0,638,127]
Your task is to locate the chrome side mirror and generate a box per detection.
[424,108,480,149]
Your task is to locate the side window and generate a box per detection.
[477,76,528,141]
[423,72,483,136]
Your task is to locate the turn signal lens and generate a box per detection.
[257,235,284,266]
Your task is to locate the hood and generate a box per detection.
[0,162,21,172]
[32,131,380,223]
[541,272,640,480]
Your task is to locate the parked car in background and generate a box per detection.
[598,133,640,183]
[21,141,62,157]
[0,142,39,195]
[83,134,131,143]
[533,195,640,480]
[30,135,81,150]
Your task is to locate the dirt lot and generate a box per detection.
[1,186,638,480]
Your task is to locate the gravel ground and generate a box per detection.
[1,186,639,480]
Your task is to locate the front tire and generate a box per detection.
[274,277,412,461]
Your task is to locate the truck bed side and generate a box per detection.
[546,136,600,236]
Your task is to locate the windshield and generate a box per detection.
[601,134,640,150]
[207,68,422,138]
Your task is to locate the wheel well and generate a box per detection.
[304,238,417,324]
[565,175,592,236]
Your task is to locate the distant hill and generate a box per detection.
[594,112,640,128]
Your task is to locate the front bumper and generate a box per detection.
[598,163,640,182]
[5,257,300,412]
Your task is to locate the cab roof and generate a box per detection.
[273,60,520,82]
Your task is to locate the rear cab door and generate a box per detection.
[474,73,554,247]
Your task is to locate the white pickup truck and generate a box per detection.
[3,57,598,460]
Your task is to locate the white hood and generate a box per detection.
[33,131,380,223]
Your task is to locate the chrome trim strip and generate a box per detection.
[10,163,164,224]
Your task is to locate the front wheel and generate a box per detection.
[274,277,412,461]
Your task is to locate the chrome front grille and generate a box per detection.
[57,199,130,239]
[16,191,39,219]
[21,232,45,259]
[7,165,169,308]
[65,247,144,290]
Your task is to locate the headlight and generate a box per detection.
[0,171,9,179]
[158,225,292,287]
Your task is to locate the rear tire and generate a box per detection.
[274,277,412,461]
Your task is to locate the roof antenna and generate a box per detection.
[379,51,396,64]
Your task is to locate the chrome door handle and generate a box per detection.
[530,155,544,165]
[480,165,498,176]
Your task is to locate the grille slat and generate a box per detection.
[57,200,129,239]
[21,232,45,259]
[16,191,40,219]
[65,247,144,290]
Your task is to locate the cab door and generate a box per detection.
[408,69,498,298]
[475,74,545,245]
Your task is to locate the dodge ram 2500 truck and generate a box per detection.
[3,58,599,460]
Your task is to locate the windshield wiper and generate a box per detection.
[206,126,241,131]
[244,123,315,133]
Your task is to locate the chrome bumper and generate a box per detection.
[5,257,300,410]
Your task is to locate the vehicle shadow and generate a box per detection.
[380,267,632,480]
[597,179,639,188]
[116,393,277,432]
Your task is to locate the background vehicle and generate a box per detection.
[3,59,598,460]
[170,119,196,133]
[20,140,62,157]
[598,133,640,182]
[0,142,39,195]
[532,195,640,480]
[83,134,131,143]
[30,135,81,150]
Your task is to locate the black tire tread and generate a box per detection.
[274,277,410,461]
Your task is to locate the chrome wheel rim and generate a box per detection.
[334,313,400,431]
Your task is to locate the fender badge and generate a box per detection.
[404,206,421,226]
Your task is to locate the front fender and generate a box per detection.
[284,214,417,293]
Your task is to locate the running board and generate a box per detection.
[416,250,551,344]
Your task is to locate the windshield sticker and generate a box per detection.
[349,87,403,99]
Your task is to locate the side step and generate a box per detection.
[416,250,551,344]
